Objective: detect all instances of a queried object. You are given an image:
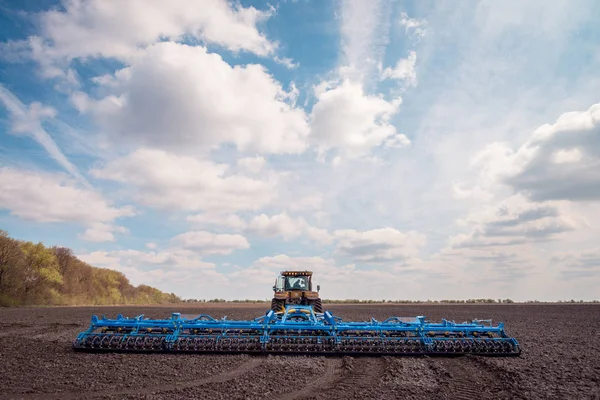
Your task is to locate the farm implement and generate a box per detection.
[72,304,521,356]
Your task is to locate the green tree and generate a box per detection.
[20,241,63,304]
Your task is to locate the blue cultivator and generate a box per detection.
[73,305,521,356]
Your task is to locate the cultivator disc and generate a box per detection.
[73,305,521,356]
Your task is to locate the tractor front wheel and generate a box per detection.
[271,298,285,313]
[312,298,323,313]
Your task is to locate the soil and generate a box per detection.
[0,304,599,400]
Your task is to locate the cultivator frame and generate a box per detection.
[73,305,521,356]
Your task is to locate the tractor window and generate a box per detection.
[285,276,309,290]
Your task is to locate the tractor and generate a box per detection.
[271,270,323,313]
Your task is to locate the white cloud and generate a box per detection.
[22,0,276,78]
[186,210,331,244]
[339,0,392,83]
[252,254,350,274]
[80,223,128,242]
[274,56,299,69]
[80,228,114,243]
[452,183,494,202]
[309,80,407,157]
[441,102,600,290]
[80,42,309,154]
[551,248,600,280]
[381,51,418,86]
[384,133,411,148]
[287,194,324,211]
[91,149,276,213]
[187,213,248,231]
[79,249,216,271]
[0,84,89,185]
[171,231,250,255]
[0,167,133,241]
[248,254,417,300]
[553,148,583,164]
[470,103,600,201]
[399,12,427,38]
[450,195,579,249]
[247,213,332,244]
[333,228,426,262]
[238,155,266,173]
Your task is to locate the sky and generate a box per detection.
[1,0,599,301]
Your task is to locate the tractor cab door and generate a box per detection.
[274,275,285,292]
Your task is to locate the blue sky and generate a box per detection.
[1,0,599,300]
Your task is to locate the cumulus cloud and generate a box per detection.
[287,194,324,211]
[80,249,216,271]
[253,254,350,274]
[452,183,495,202]
[186,211,331,244]
[91,149,276,213]
[450,195,578,249]
[77,42,309,154]
[238,155,266,174]
[310,80,407,157]
[187,213,248,231]
[171,231,250,255]
[333,228,426,262]
[0,167,133,241]
[384,133,411,148]
[12,0,276,79]
[442,104,600,286]
[247,213,332,244]
[80,223,128,243]
[381,51,418,86]
[471,103,600,202]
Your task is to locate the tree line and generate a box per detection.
[0,230,180,307]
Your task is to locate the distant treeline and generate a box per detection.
[181,298,600,304]
[324,299,516,304]
[183,299,269,303]
[0,230,180,307]
[322,299,598,304]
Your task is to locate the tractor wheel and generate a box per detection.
[313,298,323,313]
[271,298,285,313]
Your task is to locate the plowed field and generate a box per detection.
[1,304,598,399]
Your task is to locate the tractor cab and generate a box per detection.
[274,271,317,292]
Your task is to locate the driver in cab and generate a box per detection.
[293,277,307,290]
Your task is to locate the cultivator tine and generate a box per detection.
[73,305,521,356]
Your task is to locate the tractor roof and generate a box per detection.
[280,270,313,276]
